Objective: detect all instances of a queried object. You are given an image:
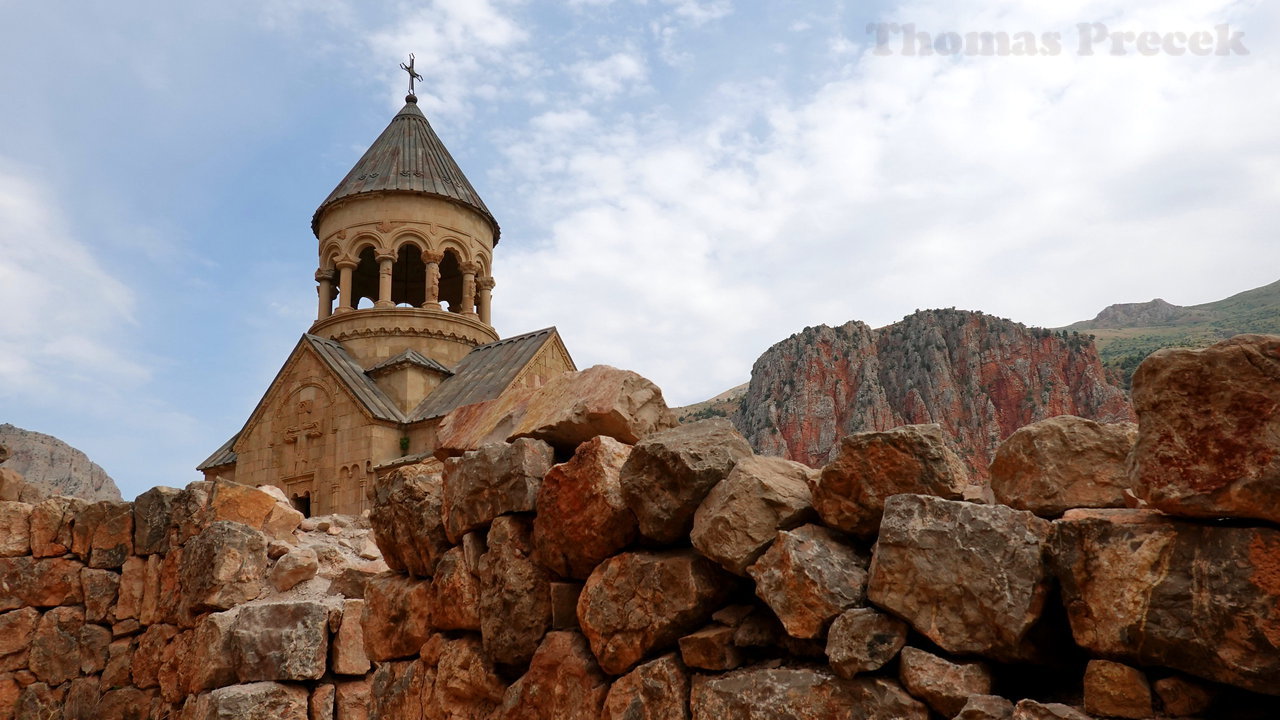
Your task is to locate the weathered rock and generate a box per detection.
[200,681,310,720]
[578,550,732,675]
[493,631,609,720]
[362,572,431,662]
[368,462,451,577]
[691,455,817,576]
[231,601,329,682]
[310,684,335,720]
[28,495,87,557]
[0,674,16,720]
[102,637,133,689]
[369,658,433,720]
[80,567,120,623]
[28,605,84,685]
[64,676,102,720]
[533,436,636,580]
[426,634,505,720]
[1011,700,1092,720]
[747,524,867,639]
[620,418,754,544]
[335,679,370,720]
[678,625,741,671]
[15,681,63,720]
[478,515,552,666]
[813,424,972,537]
[690,667,928,720]
[269,547,319,592]
[1082,659,1152,719]
[113,556,146,622]
[80,622,111,674]
[956,695,1016,720]
[1130,335,1280,523]
[897,646,993,717]
[0,556,83,610]
[867,495,1052,661]
[510,365,679,450]
[0,502,31,557]
[1152,675,1215,717]
[181,614,238,694]
[0,608,39,671]
[442,438,554,543]
[990,416,1137,516]
[207,479,279,529]
[0,424,119,501]
[1050,508,1280,695]
[133,486,181,556]
[169,481,214,546]
[179,521,268,619]
[71,500,134,568]
[824,607,908,678]
[332,599,370,676]
[132,624,180,689]
[430,546,481,632]
[262,502,304,543]
[96,686,152,720]
[0,467,45,504]
[600,653,690,720]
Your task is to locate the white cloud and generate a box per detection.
[570,51,649,100]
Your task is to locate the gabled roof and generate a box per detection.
[197,432,239,471]
[366,349,453,377]
[305,335,407,423]
[312,96,499,242]
[409,327,560,422]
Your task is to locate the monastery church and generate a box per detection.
[198,86,575,516]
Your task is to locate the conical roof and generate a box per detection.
[312,95,499,242]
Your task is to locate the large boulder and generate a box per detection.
[493,631,609,720]
[28,606,85,685]
[442,438,554,543]
[533,436,637,580]
[430,546,482,632]
[812,424,972,537]
[0,466,45,503]
[178,521,268,619]
[897,646,993,718]
[691,455,817,576]
[1130,334,1280,523]
[331,599,370,676]
[1050,508,1280,694]
[195,681,309,720]
[231,601,330,682]
[71,500,134,569]
[362,572,432,662]
[746,524,868,639]
[601,653,690,720]
[578,550,732,675]
[479,515,553,666]
[29,496,87,558]
[368,462,450,577]
[990,416,1138,516]
[0,556,84,609]
[689,667,928,720]
[0,607,39,670]
[510,365,679,451]
[422,633,505,720]
[825,607,908,678]
[866,495,1052,662]
[1082,659,1152,719]
[620,419,754,544]
[368,658,433,720]
[132,486,181,556]
[0,502,31,557]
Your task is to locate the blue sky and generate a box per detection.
[2,0,1277,500]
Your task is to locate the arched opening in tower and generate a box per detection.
[439,250,464,313]
[392,245,426,307]
[352,247,379,309]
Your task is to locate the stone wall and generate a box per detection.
[3,336,1280,719]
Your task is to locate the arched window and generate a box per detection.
[392,244,426,307]
[439,250,464,313]
[351,246,379,309]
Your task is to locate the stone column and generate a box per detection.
[315,268,336,321]
[460,262,479,317]
[477,276,495,325]
[335,260,357,314]
[422,251,443,310]
[376,253,396,308]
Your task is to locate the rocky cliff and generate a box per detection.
[0,424,120,502]
[734,309,1134,477]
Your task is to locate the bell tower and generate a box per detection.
[309,89,500,368]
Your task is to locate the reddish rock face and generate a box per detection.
[71,500,134,569]
[178,521,268,619]
[132,486,180,557]
[1011,699,1092,719]
[897,646,993,717]
[0,607,39,670]
[813,424,971,537]
[1082,659,1152,719]
[361,573,432,662]
[747,524,868,640]
[430,546,481,632]
[1050,508,1280,695]
[29,605,85,686]
[369,462,451,577]
[478,515,552,667]
[1152,675,1214,717]
[825,607,908,678]
[29,496,87,558]
[80,567,119,624]
[620,419,755,544]
[0,502,31,558]
[691,455,816,576]
[510,365,679,451]
[601,653,690,720]
[990,416,1137,517]
[533,436,636,580]
[0,556,84,610]
[442,439,554,543]
[734,311,1134,479]
[955,694,1016,720]
[332,599,370,676]
[690,667,928,720]
[677,626,741,671]
[577,550,732,675]
[866,495,1052,662]
[200,681,310,720]
[425,633,505,720]
[369,658,433,720]
[494,631,609,720]
[230,601,330,682]
[1131,334,1280,523]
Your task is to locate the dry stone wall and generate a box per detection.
[2,338,1280,719]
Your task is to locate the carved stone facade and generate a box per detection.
[200,94,575,515]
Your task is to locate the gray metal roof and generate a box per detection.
[197,432,239,471]
[312,97,499,241]
[366,349,453,377]
[305,335,408,423]
[409,328,558,422]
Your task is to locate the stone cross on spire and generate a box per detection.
[400,53,424,98]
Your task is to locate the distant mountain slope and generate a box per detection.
[1063,278,1280,386]
[733,309,1133,479]
[674,383,748,424]
[0,424,121,501]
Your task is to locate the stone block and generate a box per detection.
[478,515,552,666]
[510,364,679,450]
[746,524,867,640]
[493,631,609,720]
[990,416,1137,516]
[689,668,927,720]
[897,646,993,718]
[231,601,329,682]
[362,572,431,662]
[601,653,690,720]
[825,607,908,678]
[0,502,31,557]
[368,462,450,577]
[533,435,636,580]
